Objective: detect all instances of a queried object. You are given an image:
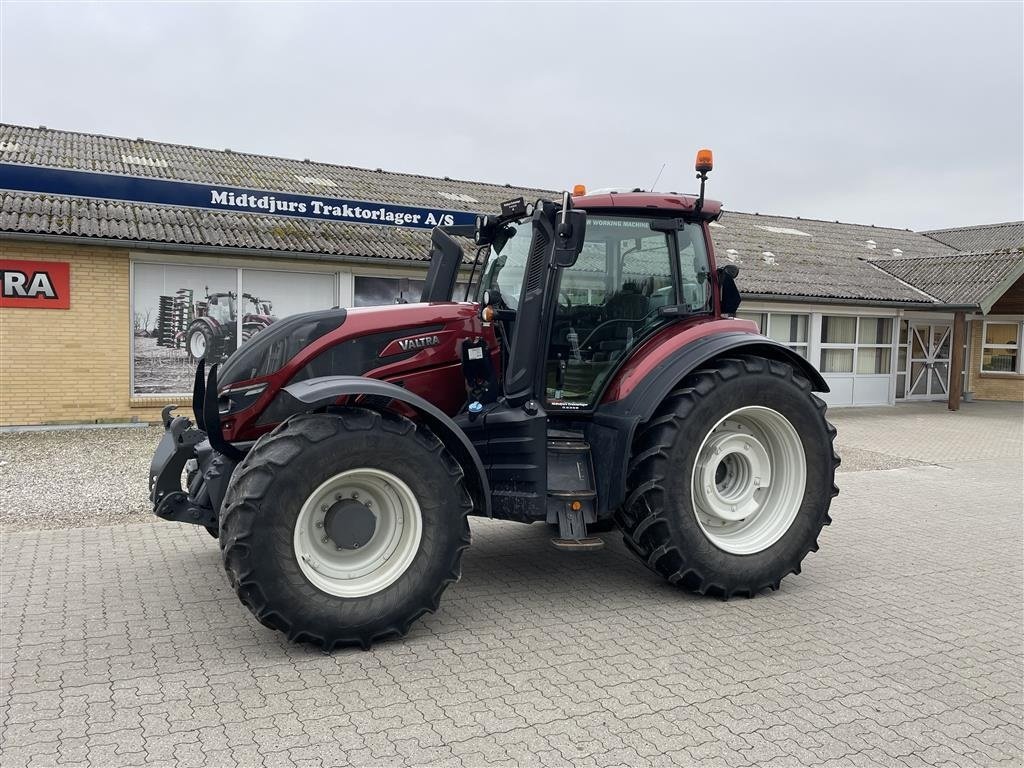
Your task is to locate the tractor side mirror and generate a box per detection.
[551,192,587,268]
[717,264,741,315]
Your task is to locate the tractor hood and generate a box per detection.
[218,302,483,392]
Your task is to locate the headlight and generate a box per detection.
[219,383,267,415]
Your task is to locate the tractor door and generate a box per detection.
[457,199,587,523]
[545,217,712,411]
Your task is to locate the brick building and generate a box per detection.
[1,125,1021,426]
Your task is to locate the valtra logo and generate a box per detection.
[397,335,440,352]
[0,260,71,309]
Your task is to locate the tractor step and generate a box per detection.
[546,435,600,545]
[551,536,605,552]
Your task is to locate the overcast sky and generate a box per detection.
[1,1,1021,230]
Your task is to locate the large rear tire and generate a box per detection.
[615,356,839,598]
[219,408,472,649]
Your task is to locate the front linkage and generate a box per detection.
[148,361,243,532]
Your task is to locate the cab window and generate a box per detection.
[545,217,709,408]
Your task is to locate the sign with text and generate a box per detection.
[0,163,480,231]
[0,259,71,309]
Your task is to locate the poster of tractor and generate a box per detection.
[154,289,276,362]
[132,264,338,395]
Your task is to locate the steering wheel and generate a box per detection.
[579,305,663,351]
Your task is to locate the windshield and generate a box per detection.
[479,222,531,308]
[479,215,710,314]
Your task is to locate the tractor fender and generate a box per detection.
[189,316,219,332]
[588,331,828,514]
[281,376,491,517]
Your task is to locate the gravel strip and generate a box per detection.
[0,426,164,532]
[1,410,929,533]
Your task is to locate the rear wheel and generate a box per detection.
[615,356,839,598]
[219,408,472,649]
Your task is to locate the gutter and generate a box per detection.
[0,231,478,272]
[741,292,978,311]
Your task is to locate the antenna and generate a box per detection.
[649,162,666,192]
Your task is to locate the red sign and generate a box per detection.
[0,260,71,309]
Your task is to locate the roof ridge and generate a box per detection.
[862,260,941,303]
[720,207,938,235]
[921,220,1024,235]
[0,122,556,196]
[872,252,1024,268]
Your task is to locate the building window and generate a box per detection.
[819,315,892,375]
[132,263,337,395]
[856,317,893,374]
[767,313,809,358]
[736,311,766,332]
[981,321,1022,374]
[737,311,809,358]
[354,275,425,306]
[132,263,239,395]
[819,315,856,372]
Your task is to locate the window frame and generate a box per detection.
[981,319,1024,375]
[737,310,810,359]
[818,314,893,375]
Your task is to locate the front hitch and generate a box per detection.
[149,408,216,528]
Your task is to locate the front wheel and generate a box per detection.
[616,356,839,598]
[219,408,472,649]
[186,322,216,363]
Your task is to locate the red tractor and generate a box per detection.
[185,291,276,363]
[150,152,838,649]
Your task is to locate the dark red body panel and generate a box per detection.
[222,302,496,441]
[601,317,758,403]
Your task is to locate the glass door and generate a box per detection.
[906,323,951,399]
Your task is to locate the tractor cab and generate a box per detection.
[204,292,236,325]
[478,203,714,411]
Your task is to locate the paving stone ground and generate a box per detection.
[1,401,1022,767]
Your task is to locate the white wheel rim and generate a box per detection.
[189,332,206,358]
[691,406,806,555]
[293,468,422,598]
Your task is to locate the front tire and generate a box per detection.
[219,408,472,649]
[615,356,839,598]
[186,322,217,363]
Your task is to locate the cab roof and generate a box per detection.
[572,191,723,221]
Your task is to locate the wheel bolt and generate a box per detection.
[320,504,328,512]
[365,500,372,508]
[315,521,323,528]
[352,492,359,499]
[321,536,329,543]
[335,493,342,501]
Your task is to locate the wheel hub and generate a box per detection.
[694,425,772,523]
[293,468,423,598]
[324,499,376,550]
[690,406,807,555]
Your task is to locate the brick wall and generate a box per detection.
[966,319,1024,402]
[0,240,166,425]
